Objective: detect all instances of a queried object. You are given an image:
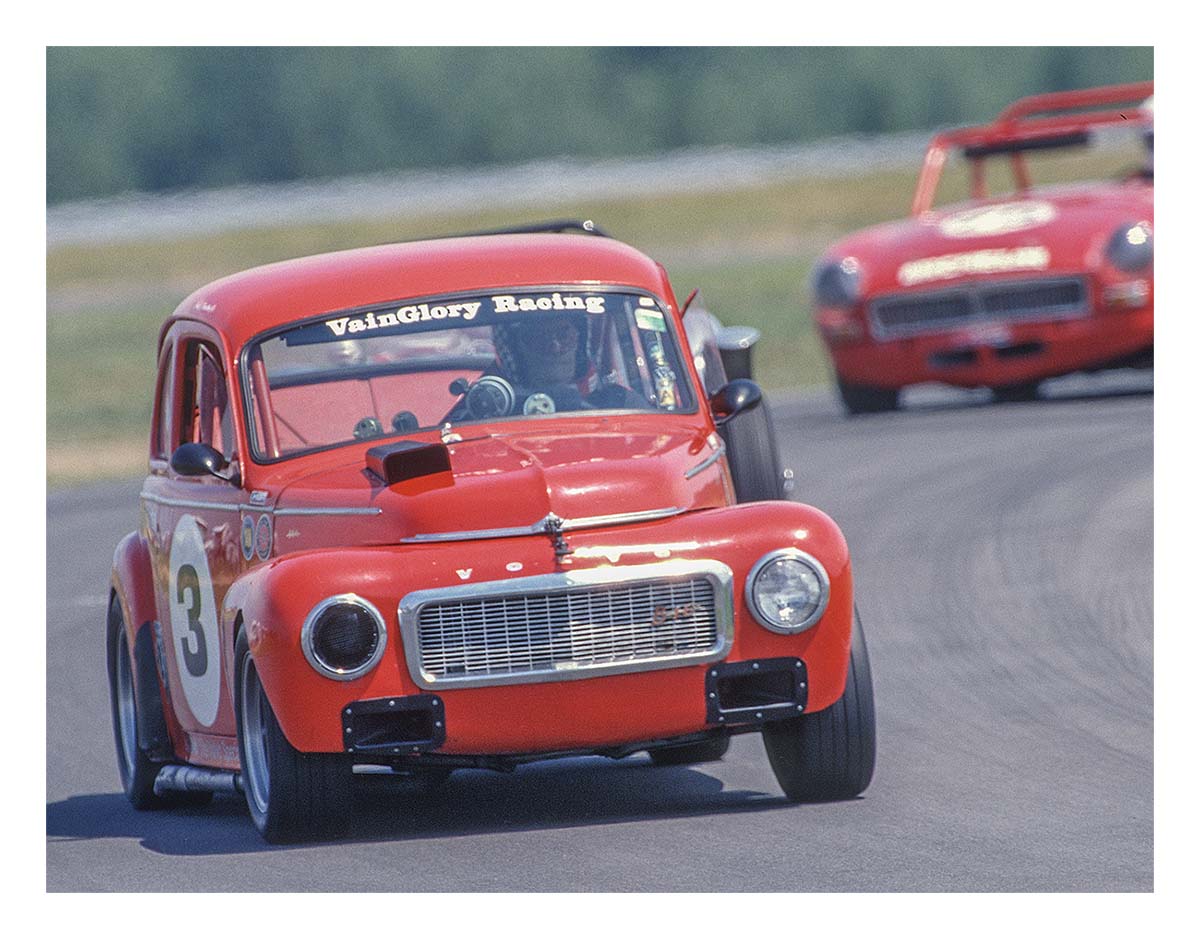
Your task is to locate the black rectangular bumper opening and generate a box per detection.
[342,694,446,755]
[706,657,808,725]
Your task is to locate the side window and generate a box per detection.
[177,341,236,463]
[151,343,174,461]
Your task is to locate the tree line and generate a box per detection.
[47,46,1152,204]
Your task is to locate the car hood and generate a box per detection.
[826,182,1154,294]
[269,422,724,548]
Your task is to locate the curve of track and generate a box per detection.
[46,373,1153,891]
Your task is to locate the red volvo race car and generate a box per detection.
[107,221,875,842]
[812,81,1153,414]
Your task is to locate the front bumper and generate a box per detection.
[236,501,853,755]
[822,304,1154,389]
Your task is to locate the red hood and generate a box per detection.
[826,182,1153,294]
[266,417,724,549]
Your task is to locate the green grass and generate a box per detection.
[46,144,1139,486]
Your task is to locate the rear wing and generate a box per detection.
[911,81,1153,215]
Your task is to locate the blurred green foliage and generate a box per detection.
[46,46,1151,204]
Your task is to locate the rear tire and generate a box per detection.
[107,597,165,809]
[762,608,876,801]
[836,375,900,415]
[106,596,210,809]
[647,736,731,766]
[719,394,786,502]
[235,630,352,843]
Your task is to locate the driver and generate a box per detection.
[519,314,589,386]
[489,312,642,413]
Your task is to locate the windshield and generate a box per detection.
[242,288,697,461]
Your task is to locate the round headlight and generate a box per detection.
[301,595,387,680]
[745,549,830,634]
[1106,222,1153,272]
[812,257,863,307]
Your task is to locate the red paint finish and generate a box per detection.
[814,82,1154,393]
[112,230,858,769]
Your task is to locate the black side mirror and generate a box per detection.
[709,379,763,426]
[171,442,240,485]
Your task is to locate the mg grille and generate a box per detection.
[400,561,734,689]
[870,276,1089,338]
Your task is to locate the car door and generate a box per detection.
[141,322,246,765]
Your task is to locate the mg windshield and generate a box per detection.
[243,288,697,461]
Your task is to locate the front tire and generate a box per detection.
[719,394,786,502]
[762,608,876,801]
[235,630,352,843]
[991,381,1041,403]
[647,736,730,766]
[836,375,900,415]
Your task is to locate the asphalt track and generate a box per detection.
[45,374,1153,891]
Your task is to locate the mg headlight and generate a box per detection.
[812,257,864,307]
[745,549,830,634]
[1105,222,1153,272]
[301,594,387,680]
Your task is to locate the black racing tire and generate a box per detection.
[762,608,876,801]
[107,596,166,809]
[835,375,900,416]
[719,394,786,502]
[234,630,353,843]
[647,736,731,766]
[990,381,1041,403]
[107,596,211,809]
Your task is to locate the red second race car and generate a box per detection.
[812,81,1153,414]
[106,221,875,842]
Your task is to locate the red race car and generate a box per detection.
[812,81,1153,414]
[106,221,875,842]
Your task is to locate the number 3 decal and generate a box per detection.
[168,515,221,726]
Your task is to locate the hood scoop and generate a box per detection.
[366,441,452,487]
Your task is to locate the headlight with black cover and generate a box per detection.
[1105,222,1153,272]
[812,257,864,307]
[745,549,830,634]
[301,594,387,680]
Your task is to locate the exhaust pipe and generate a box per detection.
[153,764,242,796]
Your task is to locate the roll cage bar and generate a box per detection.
[911,81,1154,216]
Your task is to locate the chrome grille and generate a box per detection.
[870,276,1089,339]
[398,560,734,689]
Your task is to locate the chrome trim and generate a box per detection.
[744,548,831,635]
[139,491,381,517]
[300,594,389,681]
[272,506,382,517]
[867,275,1091,341]
[400,506,686,544]
[398,559,734,689]
[684,440,726,479]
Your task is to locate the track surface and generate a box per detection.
[46,375,1153,891]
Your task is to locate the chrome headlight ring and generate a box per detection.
[300,593,388,681]
[744,548,831,635]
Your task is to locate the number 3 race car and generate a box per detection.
[107,221,875,843]
[812,81,1153,414]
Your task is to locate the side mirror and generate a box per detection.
[715,326,762,381]
[171,442,240,485]
[709,379,763,426]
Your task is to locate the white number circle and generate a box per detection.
[168,514,221,727]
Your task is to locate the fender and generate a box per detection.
[110,531,183,761]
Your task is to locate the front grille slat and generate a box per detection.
[409,570,726,688]
[869,276,1089,339]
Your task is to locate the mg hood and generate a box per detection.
[827,182,1153,293]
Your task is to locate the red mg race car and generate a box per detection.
[106,221,875,842]
[812,82,1153,413]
